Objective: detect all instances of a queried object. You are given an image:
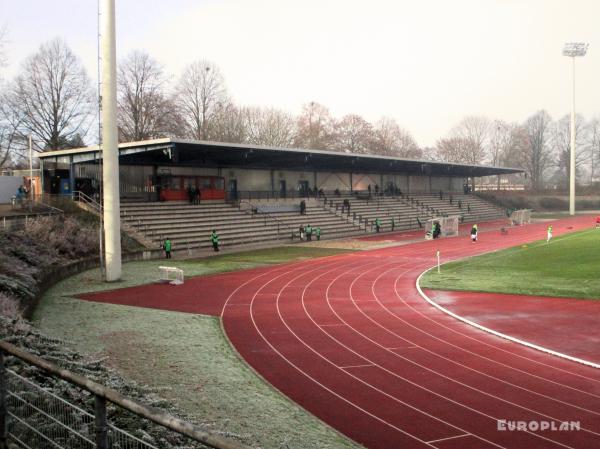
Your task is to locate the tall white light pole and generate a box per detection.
[562,42,588,216]
[101,0,122,281]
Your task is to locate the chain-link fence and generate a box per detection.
[0,342,252,449]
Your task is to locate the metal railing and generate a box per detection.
[237,201,294,238]
[72,190,103,214]
[0,341,253,449]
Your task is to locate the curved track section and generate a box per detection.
[221,216,600,449]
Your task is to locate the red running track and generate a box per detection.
[81,216,600,449]
[426,290,600,366]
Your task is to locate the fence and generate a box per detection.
[0,341,253,449]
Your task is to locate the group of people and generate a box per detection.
[186,185,201,204]
[162,230,220,259]
[298,224,321,241]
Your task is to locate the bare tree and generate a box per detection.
[117,50,181,141]
[372,117,421,158]
[589,118,600,183]
[10,38,94,150]
[331,114,374,154]
[243,106,296,147]
[206,101,247,143]
[447,115,491,164]
[0,90,28,167]
[550,114,589,188]
[294,102,334,150]
[498,125,529,168]
[435,136,482,164]
[523,110,553,191]
[173,60,228,140]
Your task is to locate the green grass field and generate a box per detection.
[420,228,600,300]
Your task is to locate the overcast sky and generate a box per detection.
[1,0,598,147]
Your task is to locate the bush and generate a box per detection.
[538,197,568,210]
[576,199,600,210]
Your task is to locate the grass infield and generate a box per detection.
[34,245,361,449]
[420,228,600,300]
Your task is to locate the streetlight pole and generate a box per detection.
[563,42,588,216]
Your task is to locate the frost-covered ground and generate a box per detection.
[34,247,362,449]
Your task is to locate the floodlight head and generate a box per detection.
[563,42,589,57]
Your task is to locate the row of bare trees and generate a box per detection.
[2,37,600,190]
[434,113,600,189]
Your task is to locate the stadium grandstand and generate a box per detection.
[36,139,522,249]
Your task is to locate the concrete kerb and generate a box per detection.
[415,267,600,370]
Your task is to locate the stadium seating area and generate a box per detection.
[119,192,507,252]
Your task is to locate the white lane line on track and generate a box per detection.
[218,219,596,449]
[338,364,374,369]
[396,220,600,386]
[416,268,600,371]
[319,261,590,448]
[294,260,509,449]
[389,272,600,414]
[426,433,471,444]
[246,258,442,448]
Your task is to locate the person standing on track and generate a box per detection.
[547,224,553,243]
[375,217,381,233]
[470,224,478,242]
[211,230,220,252]
[163,237,172,259]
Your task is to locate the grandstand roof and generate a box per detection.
[38,138,523,177]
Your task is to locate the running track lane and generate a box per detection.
[81,216,600,449]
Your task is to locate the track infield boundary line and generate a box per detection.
[415,268,600,370]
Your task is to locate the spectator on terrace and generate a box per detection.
[196,188,201,205]
[211,230,220,252]
[367,184,372,198]
[300,200,306,215]
[391,217,395,232]
[343,198,351,215]
[334,188,341,197]
[316,227,321,240]
[375,217,381,233]
[458,199,462,209]
[163,237,172,259]
[375,184,379,195]
[439,190,443,200]
[306,224,313,241]
[187,185,194,203]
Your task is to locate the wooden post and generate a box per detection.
[94,395,108,449]
[0,351,7,449]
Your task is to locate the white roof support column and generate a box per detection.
[101,0,121,281]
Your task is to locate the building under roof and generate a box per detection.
[37,138,523,200]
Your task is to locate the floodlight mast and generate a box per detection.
[101,0,122,281]
[562,42,588,216]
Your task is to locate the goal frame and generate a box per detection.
[158,266,184,285]
[425,215,460,239]
[509,209,531,226]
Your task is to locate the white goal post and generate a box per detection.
[425,216,460,239]
[158,266,184,285]
[509,209,531,226]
